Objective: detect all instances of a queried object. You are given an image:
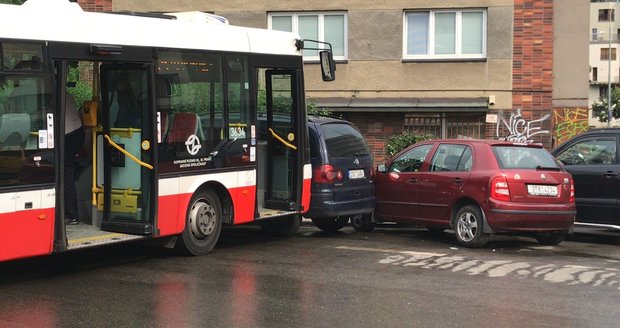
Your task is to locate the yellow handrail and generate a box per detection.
[268,128,297,150]
[103,134,153,170]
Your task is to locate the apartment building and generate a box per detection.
[589,0,620,128]
[81,0,587,161]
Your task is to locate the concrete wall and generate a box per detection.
[114,0,515,111]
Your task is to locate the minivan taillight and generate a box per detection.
[569,179,575,203]
[491,176,510,201]
[313,164,343,184]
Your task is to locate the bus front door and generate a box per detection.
[259,69,301,212]
[97,64,155,234]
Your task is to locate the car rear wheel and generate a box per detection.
[453,205,489,248]
[534,230,568,245]
[259,214,301,237]
[311,217,349,232]
[350,213,375,232]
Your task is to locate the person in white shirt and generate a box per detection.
[64,92,84,225]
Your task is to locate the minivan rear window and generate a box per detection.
[492,146,560,169]
[320,123,370,157]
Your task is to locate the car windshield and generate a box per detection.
[492,146,560,170]
[320,123,370,157]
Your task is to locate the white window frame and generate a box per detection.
[268,12,348,61]
[403,9,487,60]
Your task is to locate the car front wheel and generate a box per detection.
[453,205,489,248]
[350,213,375,232]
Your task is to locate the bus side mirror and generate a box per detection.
[319,50,336,82]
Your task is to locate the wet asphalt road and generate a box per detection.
[0,224,619,328]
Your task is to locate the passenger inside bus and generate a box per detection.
[114,80,140,128]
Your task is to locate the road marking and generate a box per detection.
[336,245,620,290]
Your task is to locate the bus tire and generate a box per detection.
[175,189,222,256]
[259,214,301,237]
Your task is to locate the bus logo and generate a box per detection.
[185,135,202,155]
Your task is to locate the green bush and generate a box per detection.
[385,132,433,157]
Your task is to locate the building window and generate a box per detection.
[601,47,617,60]
[403,9,486,60]
[269,12,347,61]
[599,9,615,22]
[593,67,598,82]
[592,28,599,41]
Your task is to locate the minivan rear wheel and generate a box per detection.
[351,213,375,232]
[259,214,301,237]
[311,217,349,232]
[534,230,568,245]
[453,205,489,248]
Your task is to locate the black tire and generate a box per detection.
[260,214,301,237]
[534,230,568,245]
[175,189,222,256]
[453,205,489,248]
[311,217,349,232]
[350,213,375,232]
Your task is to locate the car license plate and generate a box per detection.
[527,184,558,196]
[348,169,365,179]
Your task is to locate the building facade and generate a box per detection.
[82,0,587,162]
[589,0,620,128]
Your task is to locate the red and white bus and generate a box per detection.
[0,0,335,261]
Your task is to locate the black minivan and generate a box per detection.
[305,116,375,232]
[552,128,620,230]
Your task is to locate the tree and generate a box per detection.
[591,87,620,123]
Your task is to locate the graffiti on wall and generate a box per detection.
[553,108,589,145]
[495,108,550,143]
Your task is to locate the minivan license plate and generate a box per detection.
[527,185,558,196]
[348,169,365,179]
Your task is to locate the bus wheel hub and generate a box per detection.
[189,201,216,238]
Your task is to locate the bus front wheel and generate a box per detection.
[175,189,222,255]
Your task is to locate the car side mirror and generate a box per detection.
[319,50,336,82]
[377,164,386,173]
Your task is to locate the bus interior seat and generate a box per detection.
[166,112,200,143]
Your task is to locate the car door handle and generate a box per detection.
[453,177,464,184]
[407,178,418,184]
[603,171,618,178]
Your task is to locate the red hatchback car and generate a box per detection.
[370,139,576,247]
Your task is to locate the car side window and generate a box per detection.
[390,144,432,173]
[556,137,617,165]
[429,144,470,172]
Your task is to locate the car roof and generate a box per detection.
[574,128,620,135]
[418,138,544,148]
[308,115,354,125]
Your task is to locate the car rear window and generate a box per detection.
[492,146,560,169]
[320,123,370,157]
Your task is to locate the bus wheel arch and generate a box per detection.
[175,183,231,255]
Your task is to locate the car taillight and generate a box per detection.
[491,175,510,201]
[313,164,343,184]
[569,180,575,203]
